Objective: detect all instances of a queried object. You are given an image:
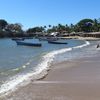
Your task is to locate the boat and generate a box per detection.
[16,41,42,47]
[38,37,58,41]
[48,41,68,44]
[23,37,33,39]
[12,38,24,41]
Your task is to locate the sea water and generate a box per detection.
[0,38,99,95]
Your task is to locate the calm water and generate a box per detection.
[0,38,99,95]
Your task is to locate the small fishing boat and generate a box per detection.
[48,41,67,44]
[23,37,33,39]
[12,38,24,41]
[38,37,58,41]
[16,41,42,47]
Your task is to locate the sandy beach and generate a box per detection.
[59,36,100,41]
[1,50,100,100]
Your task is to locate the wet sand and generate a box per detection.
[1,54,100,100]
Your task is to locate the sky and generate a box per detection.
[0,0,100,30]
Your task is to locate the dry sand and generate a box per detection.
[1,55,100,100]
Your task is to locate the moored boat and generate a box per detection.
[48,41,67,44]
[12,38,24,41]
[23,37,33,39]
[16,41,42,47]
[38,37,58,41]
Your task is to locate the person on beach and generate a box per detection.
[97,44,99,48]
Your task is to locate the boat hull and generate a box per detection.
[12,38,25,41]
[48,41,67,44]
[38,37,58,41]
[16,41,42,47]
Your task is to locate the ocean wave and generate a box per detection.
[73,41,90,49]
[0,40,90,96]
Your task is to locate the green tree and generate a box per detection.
[93,19,98,32]
[57,24,66,32]
[6,23,23,32]
[48,25,52,28]
[0,19,8,30]
[74,24,81,32]
[27,26,44,33]
[64,24,70,33]
[92,18,100,32]
[6,23,23,37]
[47,26,57,33]
[77,19,94,32]
[69,23,75,32]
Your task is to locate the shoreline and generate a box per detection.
[58,36,100,41]
[1,51,100,100]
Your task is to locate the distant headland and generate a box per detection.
[0,18,100,38]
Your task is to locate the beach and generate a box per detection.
[0,0,100,99]
[1,48,100,100]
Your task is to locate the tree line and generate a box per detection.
[0,18,100,38]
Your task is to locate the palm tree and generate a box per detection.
[44,26,46,29]
[48,25,52,28]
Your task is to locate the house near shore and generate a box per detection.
[49,32,59,37]
[81,32,100,38]
[28,32,45,37]
[59,32,100,38]
[60,32,81,37]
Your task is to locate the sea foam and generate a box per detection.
[73,41,90,49]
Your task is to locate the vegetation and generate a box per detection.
[0,18,100,38]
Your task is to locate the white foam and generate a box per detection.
[26,62,30,66]
[0,40,90,96]
[73,41,90,49]
[12,68,20,71]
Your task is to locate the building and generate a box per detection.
[82,32,100,38]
